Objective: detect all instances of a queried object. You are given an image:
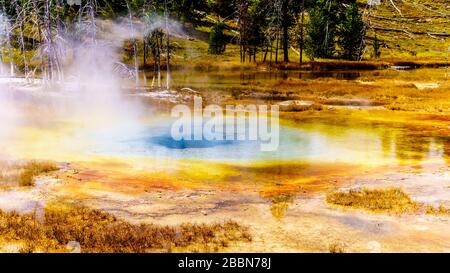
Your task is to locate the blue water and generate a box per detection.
[85,117,449,166]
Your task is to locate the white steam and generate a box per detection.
[0,13,184,158]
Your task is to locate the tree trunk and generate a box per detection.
[143,37,147,66]
[158,33,162,88]
[269,35,273,66]
[16,3,29,78]
[6,26,14,77]
[300,0,305,64]
[2,1,14,76]
[275,33,279,64]
[283,24,289,63]
[263,45,268,63]
[165,0,170,90]
[0,47,3,75]
[89,0,96,43]
[282,0,289,63]
[126,1,139,86]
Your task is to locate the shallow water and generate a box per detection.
[1,71,449,169]
[149,67,450,91]
[0,73,449,253]
[3,108,449,169]
[108,119,449,167]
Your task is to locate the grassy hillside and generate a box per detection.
[161,0,450,69]
[365,0,450,61]
[3,0,449,73]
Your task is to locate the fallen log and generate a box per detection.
[372,26,450,37]
[388,0,402,15]
[369,14,410,22]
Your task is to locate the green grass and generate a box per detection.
[4,0,448,76]
[362,0,450,61]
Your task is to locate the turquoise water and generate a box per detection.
[87,116,449,166]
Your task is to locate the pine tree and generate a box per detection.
[208,0,236,19]
[339,2,365,60]
[208,22,226,54]
[305,0,338,59]
[372,34,381,59]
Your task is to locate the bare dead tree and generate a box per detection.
[14,0,30,78]
[143,12,162,89]
[237,0,248,63]
[164,0,170,90]
[126,0,139,86]
[299,0,305,64]
[1,0,14,76]
[86,0,97,44]
[388,0,402,15]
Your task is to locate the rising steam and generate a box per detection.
[0,10,187,159]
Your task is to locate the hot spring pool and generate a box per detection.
[81,116,449,167]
